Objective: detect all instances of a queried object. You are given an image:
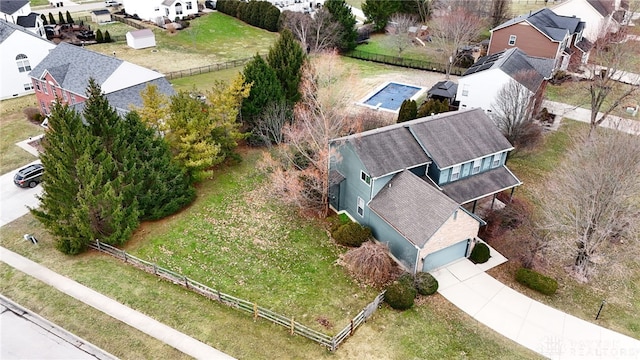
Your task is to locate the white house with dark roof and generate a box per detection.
[0,0,45,38]
[553,0,629,42]
[329,108,521,273]
[457,47,554,113]
[121,0,198,24]
[0,20,55,100]
[28,42,174,115]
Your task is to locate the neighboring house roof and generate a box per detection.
[0,19,51,44]
[346,127,431,178]
[369,170,459,248]
[0,0,29,16]
[29,42,163,96]
[162,0,177,6]
[575,38,593,53]
[493,8,582,42]
[441,166,522,204]
[409,108,514,168]
[16,12,38,27]
[128,28,154,39]
[427,80,458,99]
[587,0,613,17]
[91,9,111,16]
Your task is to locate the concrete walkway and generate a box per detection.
[542,100,640,135]
[0,247,236,360]
[432,259,640,360]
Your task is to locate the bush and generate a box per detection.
[469,242,491,264]
[515,268,558,295]
[95,29,103,43]
[385,279,416,310]
[23,108,42,123]
[342,241,396,287]
[415,272,439,295]
[332,222,371,247]
[104,30,112,43]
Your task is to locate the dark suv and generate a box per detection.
[14,163,44,188]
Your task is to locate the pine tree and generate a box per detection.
[65,11,74,24]
[266,29,306,106]
[58,11,65,24]
[41,14,48,26]
[241,54,284,129]
[397,99,417,123]
[324,0,358,52]
[96,29,104,43]
[104,30,112,43]
[48,13,56,25]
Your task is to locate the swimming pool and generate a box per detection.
[360,82,425,112]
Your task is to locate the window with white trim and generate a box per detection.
[43,82,48,94]
[186,1,192,10]
[492,153,501,167]
[16,54,31,72]
[175,2,183,15]
[35,82,41,91]
[357,197,364,217]
[508,35,517,46]
[472,159,481,174]
[461,84,469,96]
[24,83,34,91]
[62,91,68,101]
[360,170,371,186]
[450,165,461,181]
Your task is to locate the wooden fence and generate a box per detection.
[164,57,255,80]
[344,49,467,76]
[110,14,147,30]
[89,240,384,351]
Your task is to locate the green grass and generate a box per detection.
[545,81,639,121]
[30,0,50,6]
[0,96,43,175]
[356,33,444,63]
[170,66,245,92]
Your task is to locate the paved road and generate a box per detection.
[33,0,108,15]
[0,247,236,360]
[432,258,640,360]
[543,100,640,135]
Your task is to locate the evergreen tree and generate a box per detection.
[397,99,417,123]
[417,98,450,117]
[104,30,112,43]
[324,0,357,52]
[241,54,284,129]
[362,0,401,32]
[48,12,56,25]
[65,11,74,24]
[41,14,48,26]
[58,11,65,24]
[96,29,104,43]
[266,29,306,105]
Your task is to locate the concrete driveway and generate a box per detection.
[432,259,640,360]
[0,160,43,227]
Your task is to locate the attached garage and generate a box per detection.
[422,239,470,272]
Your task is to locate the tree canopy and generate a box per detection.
[266,28,306,106]
[324,0,358,52]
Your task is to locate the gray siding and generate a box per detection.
[371,173,394,197]
[369,210,419,272]
[331,142,373,222]
[437,151,507,185]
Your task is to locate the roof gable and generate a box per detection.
[0,0,29,16]
[16,12,38,27]
[369,170,460,247]
[0,19,51,43]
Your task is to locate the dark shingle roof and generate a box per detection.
[29,43,123,95]
[463,48,548,92]
[0,0,29,15]
[91,9,111,15]
[409,108,514,168]
[106,77,175,112]
[587,0,612,17]
[16,12,37,27]
[441,166,522,204]
[369,170,459,247]
[493,8,582,41]
[0,18,51,43]
[347,127,431,178]
[427,80,458,98]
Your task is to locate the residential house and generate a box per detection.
[29,42,174,116]
[0,0,45,38]
[121,0,198,24]
[329,108,521,273]
[0,20,56,100]
[488,8,591,71]
[457,47,554,114]
[553,0,630,42]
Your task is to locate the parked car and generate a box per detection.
[104,0,121,7]
[205,0,216,9]
[14,164,44,188]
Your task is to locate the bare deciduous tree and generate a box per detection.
[490,0,511,28]
[279,9,342,53]
[255,101,291,145]
[385,13,419,57]
[490,70,542,150]
[583,25,640,138]
[428,8,484,79]
[539,130,640,282]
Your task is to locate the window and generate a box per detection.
[186,1,192,10]
[472,159,481,174]
[24,83,34,91]
[508,35,517,46]
[461,84,469,96]
[165,8,169,16]
[492,153,502,167]
[43,82,48,94]
[16,54,31,72]
[154,6,159,11]
[360,170,371,186]
[357,197,364,217]
[175,2,183,15]
[35,82,41,92]
[450,165,461,181]
[62,91,68,101]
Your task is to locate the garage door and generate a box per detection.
[422,239,470,272]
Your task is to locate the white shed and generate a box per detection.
[126,29,156,49]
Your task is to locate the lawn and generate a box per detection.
[545,80,639,121]
[0,96,43,175]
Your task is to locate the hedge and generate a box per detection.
[515,268,558,295]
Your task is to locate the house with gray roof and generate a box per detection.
[553,0,630,42]
[488,8,591,71]
[457,47,554,114]
[29,42,174,115]
[329,108,521,273]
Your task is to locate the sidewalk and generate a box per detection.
[542,100,640,136]
[0,246,236,360]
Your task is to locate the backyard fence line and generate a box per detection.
[164,57,256,80]
[344,49,467,76]
[89,240,385,351]
[110,14,147,30]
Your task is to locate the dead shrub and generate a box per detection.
[340,241,397,287]
[24,107,43,124]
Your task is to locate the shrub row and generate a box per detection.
[515,268,558,295]
[385,272,439,310]
[217,0,280,32]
